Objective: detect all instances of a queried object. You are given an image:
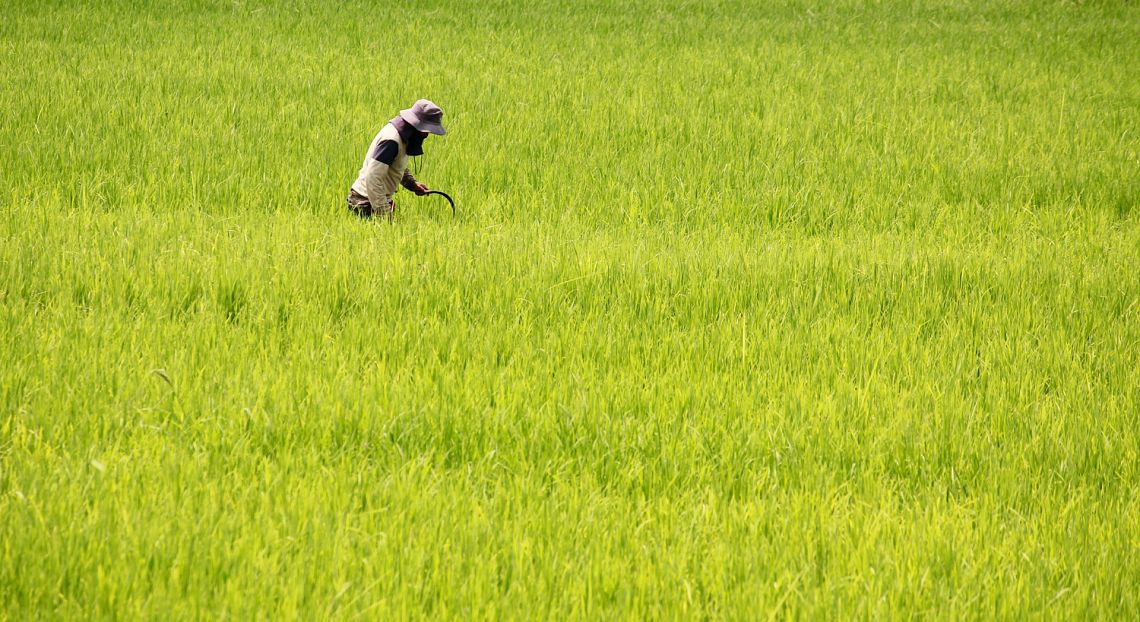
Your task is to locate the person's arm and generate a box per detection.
[363,140,400,209]
[401,169,430,196]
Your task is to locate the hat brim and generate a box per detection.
[400,109,447,136]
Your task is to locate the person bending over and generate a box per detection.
[347,99,446,218]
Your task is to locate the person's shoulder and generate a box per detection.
[378,122,401,141]
[371,139,399,165]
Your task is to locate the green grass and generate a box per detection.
[2,0,1139,618]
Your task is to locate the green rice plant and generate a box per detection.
[1,0,1137,619]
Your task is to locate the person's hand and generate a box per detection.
[414,182,430,196]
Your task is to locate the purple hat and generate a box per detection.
[400,99,447,136]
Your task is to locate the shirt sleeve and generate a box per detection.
[361,159,392,208]
[371,140,399,165]
[401,169,421,193]
[361,140,400,207]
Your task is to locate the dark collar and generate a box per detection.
[391,117,425,156]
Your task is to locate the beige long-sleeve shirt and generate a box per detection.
[351,123,419,208]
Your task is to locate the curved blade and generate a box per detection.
[423,190,455,216]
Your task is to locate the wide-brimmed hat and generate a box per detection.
[399,99,447,136]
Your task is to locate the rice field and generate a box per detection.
[1,0,1138,618]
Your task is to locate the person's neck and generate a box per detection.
[391,117,425,156]
[391,117,419,143]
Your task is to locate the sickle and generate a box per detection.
[423,190,455,216]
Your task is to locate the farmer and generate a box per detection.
[347,99,447,218]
